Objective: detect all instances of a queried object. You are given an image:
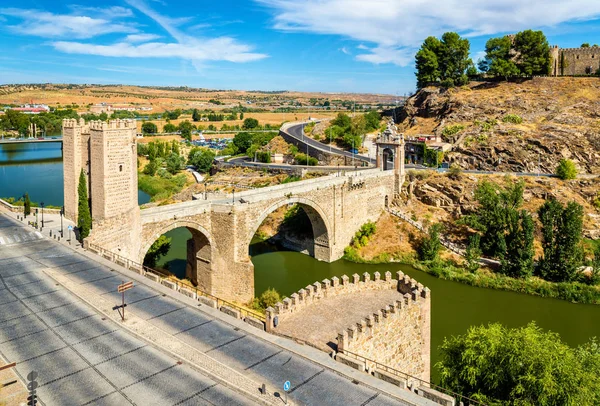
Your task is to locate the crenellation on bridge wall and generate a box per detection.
[266,270,431,382]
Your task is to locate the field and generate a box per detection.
[0,84,398,113]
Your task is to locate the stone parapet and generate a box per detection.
[267,270,428,330]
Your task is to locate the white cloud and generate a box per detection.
[257,0,600,65]
[339,47,350,55]
[0,8,136,39]
[125,33,161,42]
[68,5,134,18]
[52,39,267,63]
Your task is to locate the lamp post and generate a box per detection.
[40,202,45,228]
[60,206,64,237]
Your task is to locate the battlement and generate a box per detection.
[89,119,137,131]
[266,271,428,328]
[62,118,86,129]
[336,271,428,353]
[558,47,600,55]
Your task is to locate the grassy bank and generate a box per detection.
[343,251,600,305]
[138,173,188,202]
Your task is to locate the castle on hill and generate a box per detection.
[550,45,600,76]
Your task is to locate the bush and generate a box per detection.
[556,158,577,180]
[242,118,259,130]
[141,122,158,134]
[441,125,464,140]
[294,153,318,166]
[447,164,463,180]
[417,223,442,261]
[251,288,282,312]
[502,114,523,124]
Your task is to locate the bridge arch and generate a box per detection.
[382,147,394,171]
[248,197,333,262]
[140,220,215,287]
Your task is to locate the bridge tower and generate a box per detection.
[62,118,140,257]
[62,118,90,222]
[375,123,405,195]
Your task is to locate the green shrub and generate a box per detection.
[294,153,318,166]
[502,114,523,124]
[556,158,578,180]
[441,124,464,140]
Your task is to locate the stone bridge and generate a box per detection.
[90,169,398,303]
[64,118,406,303]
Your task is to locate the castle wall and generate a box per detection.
[551,46,600,76]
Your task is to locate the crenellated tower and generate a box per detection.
[62,118,90,223]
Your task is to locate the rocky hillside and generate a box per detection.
[401,171,600,242]
[398,78,600,174]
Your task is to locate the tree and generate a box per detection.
[23,192,31,217]
[242,117,259,130]
[415,32,472,88]
[581,43,591,48]
[240,112,244,120]
[364,111,380,132]
[556,158,577,180]
[500,210,535,278]
[437,322,600,405]
[166,152,185,174]
[464,234,482,272]
[163,123,177,133]
[141,122,157,134]
[144,235,171,268]
[513,30,551,75]
[464,179,525,259]
[538,199,584,282]
[233,132,253,153]
[192,108,201,122]
[415,38,441,88]
[187,147,215,173]
[418,223,442,261]
[143,160,158,176]
[77,170,91,241]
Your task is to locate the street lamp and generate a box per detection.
[40,202,45,228]
[60,206,64,237]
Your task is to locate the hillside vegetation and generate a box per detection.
[398,78,600,174]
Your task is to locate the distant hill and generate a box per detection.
[0,84,397,113]
[397,78,600,175]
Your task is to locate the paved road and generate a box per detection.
[284,123,375,165]
[0,215,421,406]
[0,216,257,406]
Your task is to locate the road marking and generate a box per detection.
[0,237,4,245]
[35,232,43,238]
[13,234,21,243]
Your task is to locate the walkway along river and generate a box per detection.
[3,142,600,382]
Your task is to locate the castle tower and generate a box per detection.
[375,123,405,195]
[89,119,138,221]
[62,118,90,222]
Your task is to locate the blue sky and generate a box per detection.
[1,0,599,94]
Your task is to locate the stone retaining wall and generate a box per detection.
[0,198,61,215]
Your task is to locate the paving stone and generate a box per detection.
[15,347,90,386]
[0,329,66,363]
[53,315,116,345]
[72,330,145,365]
[150,307,213,335]
[0,313,47,344]
[37,302,96,328]
[208,334,280,371]
[22,289,78,313]
[36,367,116,406]
[177,319,245,353]
[96,346,176,389]
[0,299,31,323]
[126,295,185,320]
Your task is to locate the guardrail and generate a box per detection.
[340,349,487,406]
[86,242,265,323]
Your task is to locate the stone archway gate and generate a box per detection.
[89,168,396,303]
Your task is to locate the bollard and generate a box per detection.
[58,236,60,241]
[50,230,52,237]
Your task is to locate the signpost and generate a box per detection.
[115,281,134,321]
[27,371,38,406]
[283,380,290,404]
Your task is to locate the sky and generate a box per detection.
[1,0,600,94]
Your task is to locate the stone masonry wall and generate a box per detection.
[266,271,431,382]
[550,45,600,76]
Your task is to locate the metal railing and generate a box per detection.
[340,349,487,406]
[86,243,265,322]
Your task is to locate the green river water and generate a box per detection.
[3,142,600,381]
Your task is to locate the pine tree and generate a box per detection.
[77,169,92,241]
[23,192,31,217]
